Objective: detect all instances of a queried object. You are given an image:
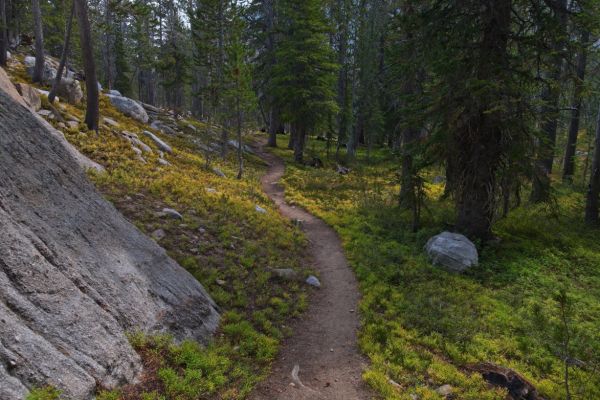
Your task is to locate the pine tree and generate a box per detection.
[272,0,338,163]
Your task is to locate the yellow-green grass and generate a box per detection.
[272,136,600,400]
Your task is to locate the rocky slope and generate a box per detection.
[0,68,220,399]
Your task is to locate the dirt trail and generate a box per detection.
[249,146,372,400]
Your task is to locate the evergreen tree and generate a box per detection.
[272,0,338,163]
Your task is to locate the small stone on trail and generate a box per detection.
[255,205,267,214]
[216,279,226,286]
[161,208,183,220]
[306,275,321,288]
[435,384,453,397]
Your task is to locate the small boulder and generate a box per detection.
[336,164,351,175]
[151,120,177,135]
[425,231,478,273]
[109,89,122,96]
[107,94,149,123]
[151,229,166,241]
[161,208,183,220]
[103,117,120,128]
[306,275,321,288]
[255,205,267,214]
[435,384,453,397]
[55,77,83,105]
[158,158,170,166]
[67,121,79,129]
[142,130,172,154]
[15,83,41,111]
[212,167,226,178]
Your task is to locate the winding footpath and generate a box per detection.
[250,145,372,400]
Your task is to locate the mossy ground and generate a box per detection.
[272,137,600,400]
[8,60,311,399]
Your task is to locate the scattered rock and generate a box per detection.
[38,109,52,117]
[66,114,80,122]
[158,158,170,166]
[103,117,120,128]
[305,275,321,288]
[57,122,66,129]
[142,130,172,154]
[151,229,166,241]
[36,88,59,102]
[67,121,79,129]
[212,167,226,177]
[205,188,217,193]
[216,279,226,286]
[269,268,301,281]
[187,123,198,132]
[131,146,143,156]
[435,385,453,397]
[161,208,183,220]
[109,89,122,96]
[425,231,478,273]
[25,55,57,82]
[255,205,267,214]
[107,94,149,123]
[467,363,544,400]
[336,164,351,175]
[227,139,254,154]
[15,83,41,111]
[151,120,178,135]
[55,77,83,105]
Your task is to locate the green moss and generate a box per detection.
[25,387,61,400]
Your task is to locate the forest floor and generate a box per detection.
[248,144,372,400]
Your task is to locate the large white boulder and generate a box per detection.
[425,231,478,272]
[107,94,149,123]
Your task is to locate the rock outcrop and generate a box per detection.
[425,231,478,272]
[0,72,219,399]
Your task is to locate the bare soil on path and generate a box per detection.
[249,145,373,400]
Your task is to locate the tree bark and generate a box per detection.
[236,96,244,179]
[31,0,44,83]
[562,30,589,183]
[0,0,7,66]
[293,124,306,163]
[584,104,600,224]
[530,0,568,202]
[288,122,296,149]
[74,0,99,131]
[49,2,74,104]
[454,0,512,240]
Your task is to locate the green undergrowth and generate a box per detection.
[272,136,600,399]
[6,63,311,399]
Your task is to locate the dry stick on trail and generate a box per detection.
[249,143,372,400]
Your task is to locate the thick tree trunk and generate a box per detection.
[217,0,228,158]
[293,125,306,163]
[74,0,99,131]
[562,30,589,183]
[0,0,7,66]
[31,0,44,83]
[531,0,568,202]
[236,97,244,179]
[584,104,600,224]
[49,2,74,104]
[288,123,296,150]
[267,108,278,147]
[454,0,512,240]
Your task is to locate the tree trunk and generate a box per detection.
[49,2,74,104]
[293,125,306,163]
[267,108,278,147]
[236,97,244,179]
[217,0,227,158]
[31,0,44,83]
[0,0,7,66]
[454,0,512,240]
[288,123,296,149]
[74,0,99,131]
[584,104,600,224]
[562,30,589,183]
[530,0,568,202]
